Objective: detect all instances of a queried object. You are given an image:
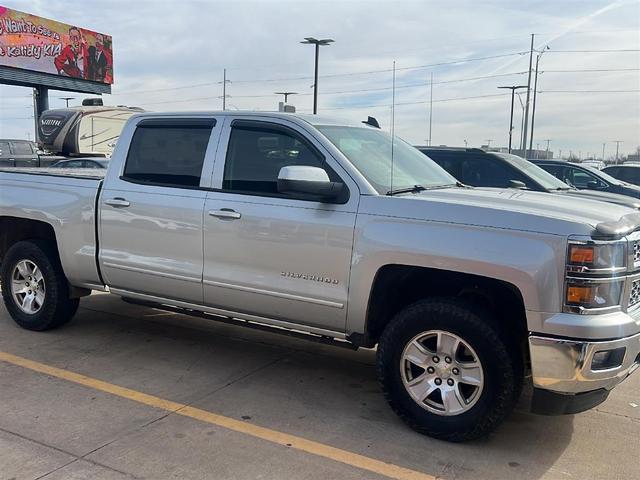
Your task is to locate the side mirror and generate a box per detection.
[277,166,343,200]
[508,180,527,189]
[586,181,599,190]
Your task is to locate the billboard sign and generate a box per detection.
[0,6,113,84]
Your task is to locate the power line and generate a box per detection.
[539,89,640,93]
[108,51,528,96]
[547,49,640,53]
[544,68,640,73]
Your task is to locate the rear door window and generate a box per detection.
[123,119,215,188]
[11,142,34,155]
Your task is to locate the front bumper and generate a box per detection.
[529,330,640,397]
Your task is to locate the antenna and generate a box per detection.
[390,60,396,194]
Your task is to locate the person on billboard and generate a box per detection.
[88,34,111,82]
[54,26,88,79]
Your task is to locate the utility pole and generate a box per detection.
[529,46,550,157]
[485,139,493,149]
[559,149,562,159]
[602,142,606,161]
[218,69,231,110]
[613,140,623,164]
[428,72,433,146]
[544,139,551,158]
[522,33,535,157]
[498,85,527,153]
[301,37,334,114]
[516,92,525,152]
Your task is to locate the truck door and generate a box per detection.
[202,118,359,333]
[99,117,221,304]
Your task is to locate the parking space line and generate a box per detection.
[0,350,436,480]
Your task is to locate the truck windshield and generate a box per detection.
[317,125,457,194]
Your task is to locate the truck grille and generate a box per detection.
[634,241,640,264]
[629,279,640,308]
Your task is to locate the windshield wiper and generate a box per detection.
[386,183,460,196]
[386,185,427,196]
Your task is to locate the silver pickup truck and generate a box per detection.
[1,112,639,442]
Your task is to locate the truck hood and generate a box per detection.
[361,187,640,238]
[558,189,640,210]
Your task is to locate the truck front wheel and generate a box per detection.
[377,298,522,442]
[1,240,79,331]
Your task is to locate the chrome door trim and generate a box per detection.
[108,288,348,339]
[202,279,344,309]
[102,262,202,284]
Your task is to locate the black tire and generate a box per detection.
[1,240,79,331]
[376,298,523,442]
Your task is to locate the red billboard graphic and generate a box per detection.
[0,6,113,84]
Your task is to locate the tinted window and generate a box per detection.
[419,151,462,179]
[223,123,326,195]
[539,164,563,178]
[64,160,84,168]
[458,154,531,188]
[11,142,34,155]
[123,120,214,187]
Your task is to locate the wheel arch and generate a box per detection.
[359,264,528,351]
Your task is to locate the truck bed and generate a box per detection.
[0,168,104,289]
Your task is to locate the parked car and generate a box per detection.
[2,112,639,442]
[0,139,40,167]
[602,164,640,187]
[50,158,109,169]
[416,147,640,210]
[533,159,640,199]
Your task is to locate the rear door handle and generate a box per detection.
[104,197,130,208]
[208,208,241,220]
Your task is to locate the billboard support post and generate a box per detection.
[33,86,49,143]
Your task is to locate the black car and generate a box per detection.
[50,158,109,169]
[532,159,640,199]
[416,147,640,209]
[602,164,640,187]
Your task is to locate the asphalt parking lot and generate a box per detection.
[0,293,638,480]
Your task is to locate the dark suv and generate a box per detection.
[533,159,640,199]
[0,139,40,167]
[416,147,640,209]
[602,164,640,187]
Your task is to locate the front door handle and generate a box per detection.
[104,197,130,208]
[208,208,241,220]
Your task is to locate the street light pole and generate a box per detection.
[528,46,550,157]
[498,85,527,153]
[301,37,334,114]
[275,92,298,103]
[59,97,75,107]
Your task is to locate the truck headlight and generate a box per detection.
[565,279,624,310]
[565,239,628,313]
[567,243,626,271]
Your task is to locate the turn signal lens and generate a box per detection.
[565,280,623,309]
[569,245,595,265]
[567,285,595,304]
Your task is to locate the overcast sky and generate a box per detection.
[1,0,639,157]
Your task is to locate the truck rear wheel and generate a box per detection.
[376,298,522,442]
[1,240,79,331]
